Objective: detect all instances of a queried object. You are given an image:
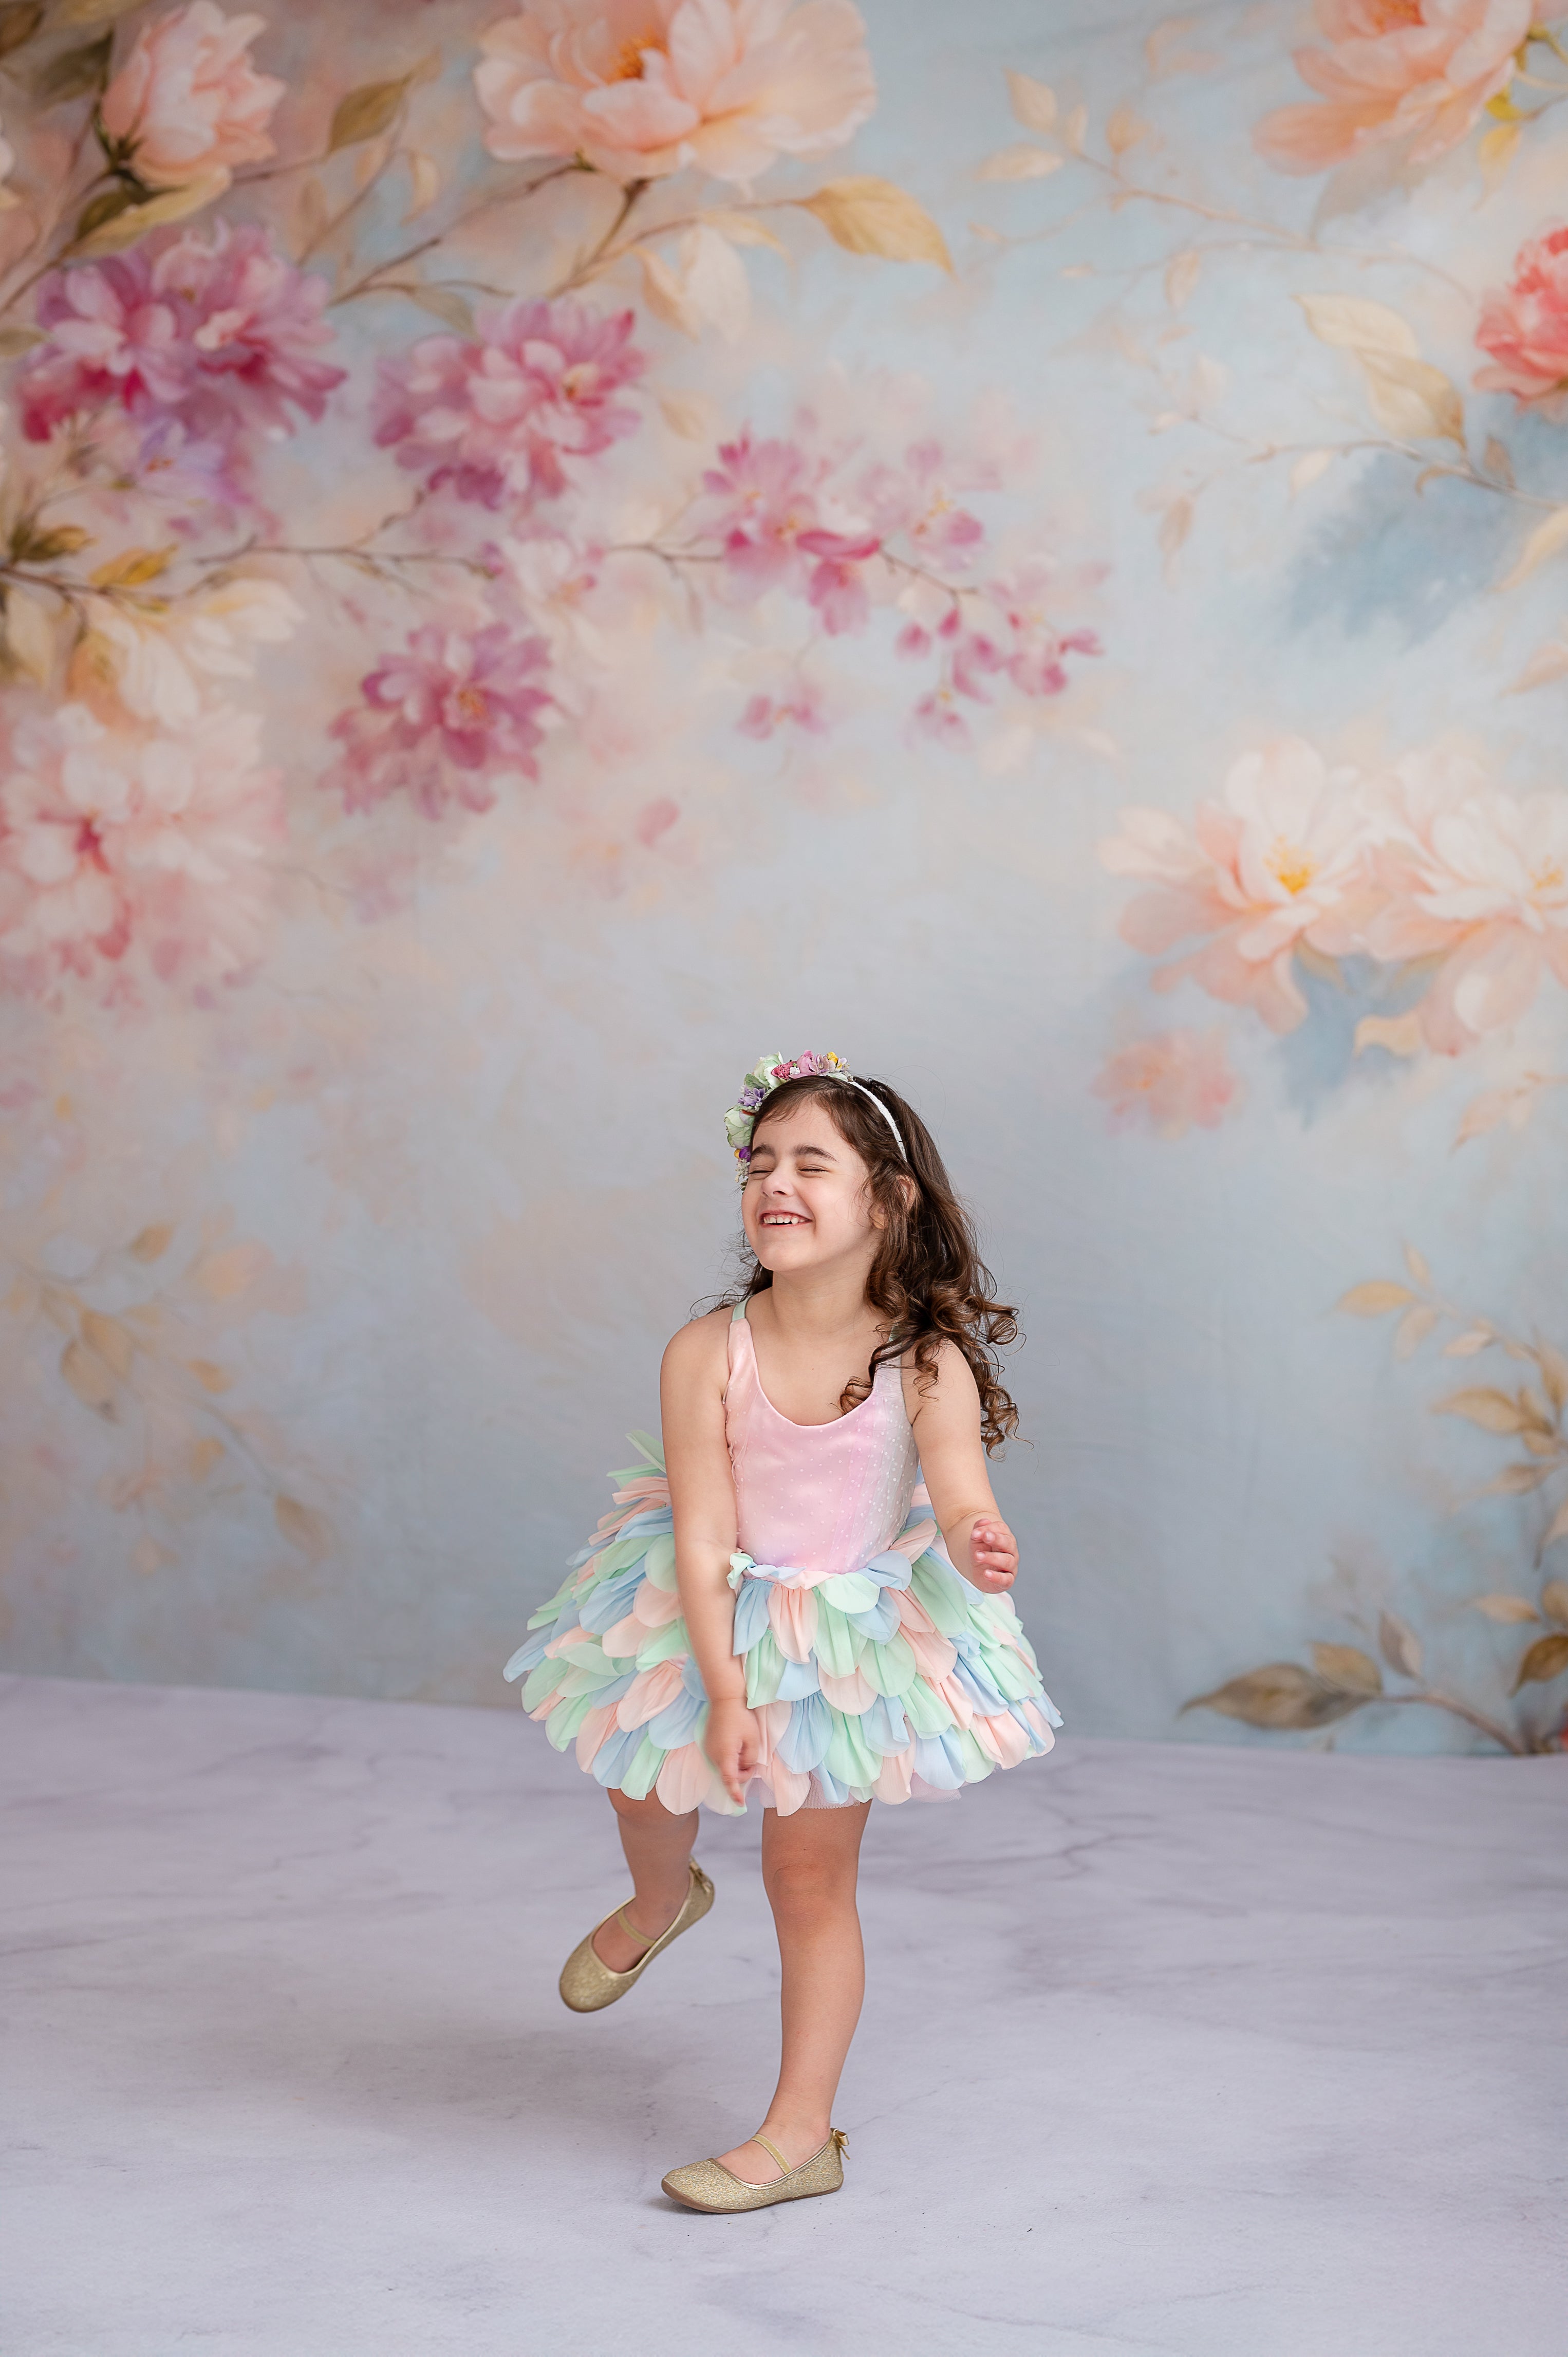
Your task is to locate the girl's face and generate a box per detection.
[741,1098,881,1278]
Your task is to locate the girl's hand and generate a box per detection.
[965,1517,1019,1595]
[703,1696,761,1804]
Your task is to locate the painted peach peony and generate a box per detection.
[1361,748,1568,1050]
[1099,739,1374,1033]
[1255,0,1533,176]
[1475,225,1568,414]
[99,4,284,191]
[1093,1029,1242,1140]
[475,0,875,183]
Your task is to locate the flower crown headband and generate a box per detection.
[723,1051,906,1182]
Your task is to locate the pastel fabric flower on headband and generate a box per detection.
[724,1050,905,1181]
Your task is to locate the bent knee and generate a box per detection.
[606,1785,692,1827]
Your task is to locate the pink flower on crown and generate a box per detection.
[372,298,646,510]
[474,0,875,185]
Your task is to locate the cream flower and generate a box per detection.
[1255,0,1533,177]
[80,578,303,728]
[99,4,285,191]
[475,0,875,183]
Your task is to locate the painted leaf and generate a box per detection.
[1005,69,1057,132]
[977,144,1063,180]
[74,172,228,255]
[1357,351,1463,444]
[53,0,146,21]
[1544,1496,1568,1550]
[1498,506,1568,593]
[75,185,139,239]
[1432,1386,1526,1433]
[294,175,329,256]
[1535,1340,1568,1413]
[1394,1304,1438,1359]
[1297,293,1417,357]
[1312,1641,1383,1695]
[1377,1611,1423,1678]
[1444,1327,1494,1356]
[197,1241,268,1301]
[1106,106,1151,154]
[1403,1241,1432,1289]
[187,1437,223,1481]
[89,546,175,590]
[801,178,952,271]
[328,78,410,153]
[1062,103,1088,153]
[60,1337,116,1415]
[190,1359,233,1394]
[405,285,475,337]
[700,209,788,253]
[1477,118,1520,191]
[677,224,750,344]
[1481,1462,1552,1495]
[402,152,440,221]
[658,389,719,441]
[275,1496,332,1562]
[1469,1593,1539,1623]
[129,1222,173,1262]
[638,246,699,338]
[34,29,111,101]
[0,325,42,357]
[1483,436,1516,489]
[80,1308,134,1377]
[1541,1578,1568,1626]
[1336,1280,1413,1316]
[1183,1662,1364,1730]
[1512,1632,1568,1692]
[1165,249,1201,310]
[1508,640,1568,694]
[1290,449,1335,495]
[4,584,58,685]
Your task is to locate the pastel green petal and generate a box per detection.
[957,1728,995,1783]
[636,1617,688,1668]
[818,1570,878,1613]
[864,1631,918,1697]
[520,1659,564,1711]
[826,1710,881,1787]
[910,1556,970,1636]
[990,1649,1042,1703]
[619,1732,666,1800]
[901,1677,957,1736]
[642,1532,678,1592]
[814,1600,859,1679]
[587,1536,650,1581]
[545,1692,596,1750]
[558,1636,611,1671]
[557,1659,623,1698]
[745,1628,786,1706]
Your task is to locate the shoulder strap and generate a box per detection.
[731,1302,746,1324]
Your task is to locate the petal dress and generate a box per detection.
[505,1303,1061,1816]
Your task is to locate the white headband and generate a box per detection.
[827,1070,906,1159]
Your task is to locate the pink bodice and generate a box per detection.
[724,1304,919,1580]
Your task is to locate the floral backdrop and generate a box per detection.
[3,0,1567,1754]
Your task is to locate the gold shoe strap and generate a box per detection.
[748,2135,790,2177]
[613,1905,657,1951]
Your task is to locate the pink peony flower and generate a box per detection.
[0,700,282,989]
[325,622,553,821]
[99,3,284,190]
[20,224,345,492]
[1094,1028,1243,1139]
[1255,0,1533,176]
[1099,739,1375,1033]
[1474,224,1568,414]
[1360,748,1568,1051]
[373,298,645,509]
[475,0,875,184]
[695,431,827,592]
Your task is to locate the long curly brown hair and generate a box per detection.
[721,1071,1021,1453]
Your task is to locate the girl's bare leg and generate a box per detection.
[592,1788,699,1971]
[715,1799,871,2180]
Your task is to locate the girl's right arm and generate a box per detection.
[661,1314,760,1805]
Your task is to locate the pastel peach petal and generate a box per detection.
[615,1657,685,1731]
[599,1613,644,1659]
[525,1682,566,1722]
[764,1756,814,1816]
[872,1747,915,1804]
[905,1625,958,1683]
[655,1741,714,1814]
[574,1701,617,1769]
[889,1518,937,1561]
[632,1579,682,1629]
[895,1588,937,1638]
[935,1672,974,1731]
[817,1665,875,1713]
[769,1582,819,1663]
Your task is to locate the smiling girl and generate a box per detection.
[506,1051,1060,2211]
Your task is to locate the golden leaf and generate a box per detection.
[52,0,146,21]
[275,1495,332,1562]
[1541,1577,1568,1626]
[1354,1010,1424,1057]
[1106,106,1151,155]
[89,545,176,590]
[0,0,43,51]
[1497,505,1568,593]
[1182,1662,1364,1730]
[186,1437,223,1481]
[293,175,329,257]
[700,208,788,253]
[80,1309,134,1378]
[1483,436,1515,489]
[405,284,475,337]
[1297,292,1417,357]
[73,171,228,255]
[637,246,698,338]
[1512,1631,1568,1692]
[1005,69,1057,132]
[1536,1339,1568,1413]
[1394,1304,1438,1359]
[1290,449,1335,496]
[328,77,410,153]
[1444,1327,1493,1357]
[60,1337,116,1415]
[1477,118,1521,192]
[1336,1280,1413,1316]
[1159,495,1193,571]
[977,144,1063,181]
[658,389,718,441]
[129,1222,173,1263]
[0,324,43,356]
[1482,1462,1552,1495]
[800,178,952,271]
[189,1359,232,1394]
[1312,1641,1383,1696]
[3,583,58,685]
[1357,350,1464,445]
[1377,1610,1423,1679]
[1507,639,1568,695]
[1165,248,1201,310]
[1469,1593,1539,1624]
[1401,1241,1431,1289]
[401,152,440,222]
[1431,1386,1526,1433]
[197,1241,268,1302]
[1062,102,1088,153]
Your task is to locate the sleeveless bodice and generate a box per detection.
[724,1304,920,1581]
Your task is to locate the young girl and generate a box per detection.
[506,1051,1060,2212]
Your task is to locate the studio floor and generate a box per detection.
[3,1674,1564,2357]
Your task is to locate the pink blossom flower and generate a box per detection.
[1474,225,1568,415]
[325,622,553,821]
[798,527,879,633]
[738,675,829,737]
[20,224,344,484]
[373,299,645,509]
[1094,1029,1243,1139]
[1099,740,1375,1033]
[857,440,986,566]
[99,4,284,191]
[1254,0,1533,176]
[0,700,282,990]
[1360,748,1568,1051]
[910,686,970,748]
[475,0,875,184]
[695,432,827,593]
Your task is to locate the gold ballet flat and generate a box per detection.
[558,1859,714,2013]
[661,2129,847,2213]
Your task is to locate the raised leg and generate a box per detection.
[715,1799,871,2182]
[592,1787,699,1971]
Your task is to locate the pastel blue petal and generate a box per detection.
[846,1591,902,1642]
[590,1723,647,1788]
[777,1693,833,1773]
[731,1577,774,1655]
[648,1690,706,1749]
[861,1695,910,1756]
[775,1654,822,1700]
[913,1732,966,1791]
[865,1550,913,1591]
[502,1631,552,1683]
[811,1763,852,1806]
[578,1565,648,1634]
[681,1652,708,1700]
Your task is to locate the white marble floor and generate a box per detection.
[3,1673,1564,2357]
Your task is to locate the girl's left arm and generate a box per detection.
[906,1341,1019,1596]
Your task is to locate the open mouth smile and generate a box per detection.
[759,1212,809,1227]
